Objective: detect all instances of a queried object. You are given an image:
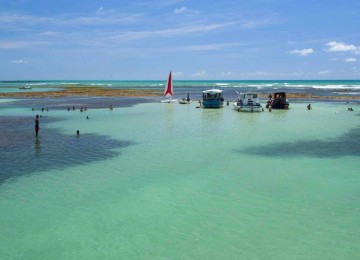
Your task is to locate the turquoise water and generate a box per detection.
[1,99,360,259]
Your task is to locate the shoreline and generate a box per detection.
[0,86,359,101]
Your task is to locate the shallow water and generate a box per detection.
[0,100,359,259]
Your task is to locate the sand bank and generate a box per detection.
[0,86,161,98]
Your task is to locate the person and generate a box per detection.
[35,115,40,137]
[76,130,80,136]
[307,104,312,110]
[86,116,89,119]
[109,104,113,110]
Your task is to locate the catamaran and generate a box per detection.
[161,71,177,103]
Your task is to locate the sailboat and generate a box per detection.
[161,71,177,103]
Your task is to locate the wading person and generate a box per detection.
[35,115,40,137]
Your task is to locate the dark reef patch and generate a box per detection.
[0,116,133,183]
[238,127,360,158]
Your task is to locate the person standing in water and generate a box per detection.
[35,115,40,137]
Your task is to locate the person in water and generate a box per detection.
[307,104,312,110]
[35,115,40,137]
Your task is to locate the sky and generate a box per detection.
[1,0,360,80]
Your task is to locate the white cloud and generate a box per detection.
[172,71,183,77]
[0,40,50,49]
[318,70,330,75]
[174,7,188,14]
[176,42,241,52]
[325,41,360,54]
[12,59,28,64]
[113,22,236,41]
[193,70,206,77]
[290,48,314,56]
[345,58,357,62]
[39,31,60,36]
[221,71,232,76]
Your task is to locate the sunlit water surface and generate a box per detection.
[1,100,359,259]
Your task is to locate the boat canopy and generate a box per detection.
[273,92,287,98]
[203,89,223,94]
[241,93,258,98]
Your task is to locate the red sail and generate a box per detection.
[164,71,173,97]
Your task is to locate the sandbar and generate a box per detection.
[0,86,359,100]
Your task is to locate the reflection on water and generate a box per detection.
[34,137,41,156]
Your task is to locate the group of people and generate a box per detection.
[67,106,87,111]
[34,104,117,137]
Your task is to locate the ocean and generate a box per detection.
[0,80,360,259]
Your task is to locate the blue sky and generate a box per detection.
[1,0,360,80]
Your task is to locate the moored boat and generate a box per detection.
[266,92,289,109]
[179,93,192,104]
[233,92,263,112]
[202,89,224,108]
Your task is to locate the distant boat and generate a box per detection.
[160,71,177,103]
[179,93,192,104]
[266,92,290,109]
[202,89,224,108]
[233,92,263,112]
[19,86,31,90]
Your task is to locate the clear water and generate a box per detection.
[0,99,359,259]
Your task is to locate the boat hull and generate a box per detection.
[179,100,192,104]
[202,99,223,108]
[233,103,263,112]
[160,99,178,103]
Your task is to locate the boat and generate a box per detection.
[160,71,177,103]
[202,89,224,108]
[266,92,290,109]
[233,92,263,112]
[19,86,31,90]
[179,93,192,104]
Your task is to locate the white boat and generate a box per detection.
[160,71,177,103]
[179,93,192,104]
[233,92,263,112]
[202,89,224,108]
[179,99,192,104]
